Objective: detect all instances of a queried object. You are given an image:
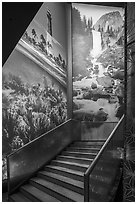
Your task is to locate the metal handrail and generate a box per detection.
[84,115,124,201]
[7,118,81,196]
[7,118,72,158]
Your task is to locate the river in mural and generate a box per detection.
[72,3,124,123]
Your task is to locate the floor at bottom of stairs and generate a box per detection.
[2,192,8,202]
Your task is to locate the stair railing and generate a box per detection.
[7,119,81,196]
[84,115,125,202]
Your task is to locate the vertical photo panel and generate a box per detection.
[72,3,124,123]
[2,2,67,180]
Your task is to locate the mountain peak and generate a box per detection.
[93,11,123,33]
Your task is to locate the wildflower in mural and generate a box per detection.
[2,73,67,179]
[2,3,68,180]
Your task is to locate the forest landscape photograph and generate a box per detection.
[72,3,125,123]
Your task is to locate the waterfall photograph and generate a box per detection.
[72,3,124,123]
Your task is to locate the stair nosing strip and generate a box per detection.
[45,165,84,176]
[30,178,84,202]
[21,184,60,202]
[38,171,84,189]
[58,155,94,161]
[52,159,89,168]
[63,151,97,155]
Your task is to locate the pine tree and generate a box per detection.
[58,54,62,62]
[72,7,85,35]
[82,15,87,31]
[32,29,37,38]
[90,17,93,28]
[107,25,110,34]
[98,24,101,32]
[40,34,46,46]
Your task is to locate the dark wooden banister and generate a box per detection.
[84,115,124,201]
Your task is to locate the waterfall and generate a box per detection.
[90,30,102,58]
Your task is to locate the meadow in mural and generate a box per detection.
[2,3,67,179]
[72,3,124,122]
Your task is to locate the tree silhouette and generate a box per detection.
[98,25,101,32]
[58,54,62,62]
[62,60,66,69]
[38,42,45,52]
[90,17,93,28]
[32,28,37,39]
[106,37,110,46]
[72,7,85,35]
[40,34,46,46]
[107,25,110,33]
[87,18,93,34]
[23,31,29,39]
[82,15,87,31]
[32,38,36,46]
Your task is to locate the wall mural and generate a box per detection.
[2,3,67,180]
[72,3,125,123]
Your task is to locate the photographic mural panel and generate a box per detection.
[2,3,67,179]
[72,3,125,123]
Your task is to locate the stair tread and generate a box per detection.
[52,159,89,168]
[74,140,106,142]
[45,165,84,176]
[72,144,104,148]
[68,147,100,150]
[38,170,84,189]
[73,140,105,143]
[58,155,94,161]
[21,184,60,202]
[10,192,32,202]
[63,151,97,155]
[30,177,84,202]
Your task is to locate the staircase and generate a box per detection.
[9,140,107,202]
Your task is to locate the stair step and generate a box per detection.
[71,142,104,148]
[67,146,100,153]
[73,140,105,145]
[20,184,59,202]
[9,192,32,202]
[44,165,84,181]
[57,155,93,164]
[74,139,106,142]
[62,151,97,159]
[30,177,84,202]
[38,170,84,194]
[51,159,88,171]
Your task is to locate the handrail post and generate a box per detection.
[84,173,89,202]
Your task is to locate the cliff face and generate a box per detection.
[94,10,124,68]
[93,11,124,49]
[94,11,123,34]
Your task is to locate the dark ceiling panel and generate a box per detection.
[2,2,43,66]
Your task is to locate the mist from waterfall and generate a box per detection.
[90,30,102,59]
[89,29,105,78]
